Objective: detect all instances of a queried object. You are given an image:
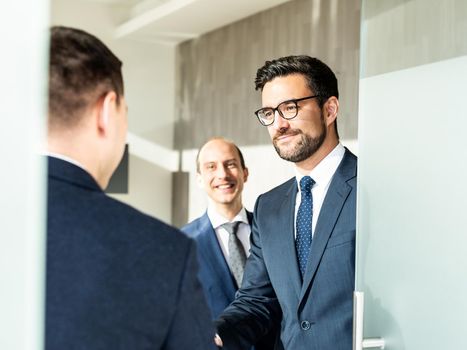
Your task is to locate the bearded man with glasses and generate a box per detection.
[214,55,357,350]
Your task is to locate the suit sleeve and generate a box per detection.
[214,195,282,350]
[163,239,217,350]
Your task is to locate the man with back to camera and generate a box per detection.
[45,26,215,350]
[214,55,357,350]
[182,137,279,349]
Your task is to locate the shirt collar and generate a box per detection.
[207,203,248,229]
[295,143,345,192]
[46,152,88,172]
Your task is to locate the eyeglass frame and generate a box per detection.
[254,95,320,126]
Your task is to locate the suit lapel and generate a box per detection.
[197,214,237,294]
[246,210,253,226]
[277,180,303,300]
[298,149,356,304]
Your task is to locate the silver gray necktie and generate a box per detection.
[222,221,247,287]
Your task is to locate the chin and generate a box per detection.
[213,195,235,205]
[218,198,234,205]
[278,147,297,159]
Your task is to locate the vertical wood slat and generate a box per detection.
[175,0,361,150]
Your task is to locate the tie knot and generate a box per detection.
[299,176,315,193]
[222,221,240,235]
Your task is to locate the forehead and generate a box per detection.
[199,140,240,163]
[261,73,312,107]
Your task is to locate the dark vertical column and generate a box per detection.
[106,144,129,194]
[171,171,190,228]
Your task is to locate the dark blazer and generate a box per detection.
[216,149,357,350]
[45,157,215,350]
[181,212,241,318]
[182,211,279,350]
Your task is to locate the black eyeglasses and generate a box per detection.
[254,95,320,126]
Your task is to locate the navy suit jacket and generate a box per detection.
[46,157,215,350]
[181,212,240,318]
[215,149,357,350]
[182,211,280,349]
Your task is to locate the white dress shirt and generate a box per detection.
[207,204,251,263]
[294,143,345,238]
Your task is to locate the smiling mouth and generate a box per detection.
[275,132,299,142]
[215,183,235,190]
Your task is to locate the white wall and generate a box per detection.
[51,0,176,222]
[111,154,173,224]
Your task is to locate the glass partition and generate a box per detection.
[356,0,467,348]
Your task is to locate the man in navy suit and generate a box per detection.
[215,55,357,350]
[182,138,278,349]
[45,26,215,350]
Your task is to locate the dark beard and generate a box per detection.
[273,117,326,163]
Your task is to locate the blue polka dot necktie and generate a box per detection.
[295,176,315,278]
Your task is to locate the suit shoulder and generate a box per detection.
[181,215,208,239]
[260,177,296,201]
[342,147,358,167]
[101,195,192,246]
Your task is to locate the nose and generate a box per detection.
[271,110,289,131]
[215,165,228,179]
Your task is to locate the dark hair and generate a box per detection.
[48,26,124,127]
[255,55,338,108]
[196,138,246,173]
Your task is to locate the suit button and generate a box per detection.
[300,320,311,330]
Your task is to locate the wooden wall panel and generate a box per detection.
[175,0,361,150]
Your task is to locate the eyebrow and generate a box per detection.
[262,97,301,109]
[203,158,237,165]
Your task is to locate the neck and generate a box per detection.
[47,134,109,189]
[214,200,243,221]
[294,135,339,175]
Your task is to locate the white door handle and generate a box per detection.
[353,291,385,349]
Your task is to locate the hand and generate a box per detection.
[214,333,223,347]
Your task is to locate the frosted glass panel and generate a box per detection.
[357,1,467,348]
[357,56,467,349]
[0,1,49,349]
[361,0,467,77]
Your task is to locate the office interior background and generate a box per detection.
[1,0,467,349]
[47,0,360,227]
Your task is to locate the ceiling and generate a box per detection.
[101,0,294,44]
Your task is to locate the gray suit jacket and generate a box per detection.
[215,149,357,350]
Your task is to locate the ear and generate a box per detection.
[324,96,339,127]
[97,91,118,135]
[242,167,249,183]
